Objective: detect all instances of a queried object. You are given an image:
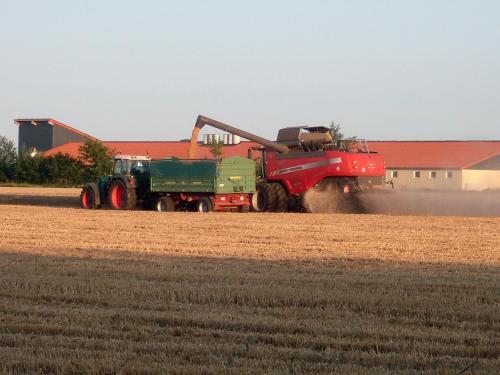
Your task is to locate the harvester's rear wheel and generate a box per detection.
[156,196,175,212]
[269,183,288,212]
[108,180,136,210]
[80,183,100,209]
[196,198,213,213]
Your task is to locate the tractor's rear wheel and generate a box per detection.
[156,196,175,212]
[196,198,213,213]
[80,183,100,209]
[108,180,136,210]
[269,183,288,212]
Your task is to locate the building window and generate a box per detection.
[429,171,437,179]
[446,171,453,179]
[391,171,398,178]
[414,171,421,178]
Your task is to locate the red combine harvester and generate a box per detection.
[190,116,386,212]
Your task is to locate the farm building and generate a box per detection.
[14,118,97,153]
[369,141,500,191]
[15,118,500,191]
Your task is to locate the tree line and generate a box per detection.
[0,135,113,186]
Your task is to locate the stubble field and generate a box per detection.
[0,187,499,374]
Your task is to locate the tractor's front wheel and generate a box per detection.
[80,183,100,209]
[108,180,136,210]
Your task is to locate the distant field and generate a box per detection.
[0,200,499,374]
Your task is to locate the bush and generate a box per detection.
[0,135,16,182]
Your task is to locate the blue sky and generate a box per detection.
[1,0,499,144]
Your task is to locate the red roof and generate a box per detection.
[14,118,98,141]
[44,139,500,170]
[368,141,500,169]
[44,141,261,159]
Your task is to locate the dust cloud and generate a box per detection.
[303,186,367,214]
[359,190,500,217]
[304,187,500,217]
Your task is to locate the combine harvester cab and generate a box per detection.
[80,155,255,212]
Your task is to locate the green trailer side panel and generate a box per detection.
[149,157,256,194]
[216,157,256,194]
[150,159,217,193]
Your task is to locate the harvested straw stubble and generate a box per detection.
[0,204,499,373]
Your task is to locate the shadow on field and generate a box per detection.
[0,194,80,208]
[0,250,498,374]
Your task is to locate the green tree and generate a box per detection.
[0,135,16,182]
[209,138,223,158]
[78,140,114,179]
[330,121,357,149]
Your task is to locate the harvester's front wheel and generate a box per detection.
[253,183,277,212]
[196,198,213,213]
[156,196,175,212]
[269,183,288,212]
[108,180,136,210]
[80,183,100,209]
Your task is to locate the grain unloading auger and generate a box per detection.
[189,115,386,212]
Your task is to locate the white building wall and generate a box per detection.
[462,170,500,191]
[386,169,462,190]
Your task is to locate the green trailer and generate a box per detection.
[150,157,255,194]
[80,155,256,212]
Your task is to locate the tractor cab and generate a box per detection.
[113,155,151,178]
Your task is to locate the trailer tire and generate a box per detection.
[156,196,175,212]
[108,179,136,210]
[196,198,213,213]
[269,183,288,212]
[239,205,250,213]
[80,183,100,209]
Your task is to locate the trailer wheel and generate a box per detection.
[238,205,250,213]
[269,183,288,212]
[156,196,175,212]
[80,183,100,209]
[108,180,136,210]
[196,198,213,213]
